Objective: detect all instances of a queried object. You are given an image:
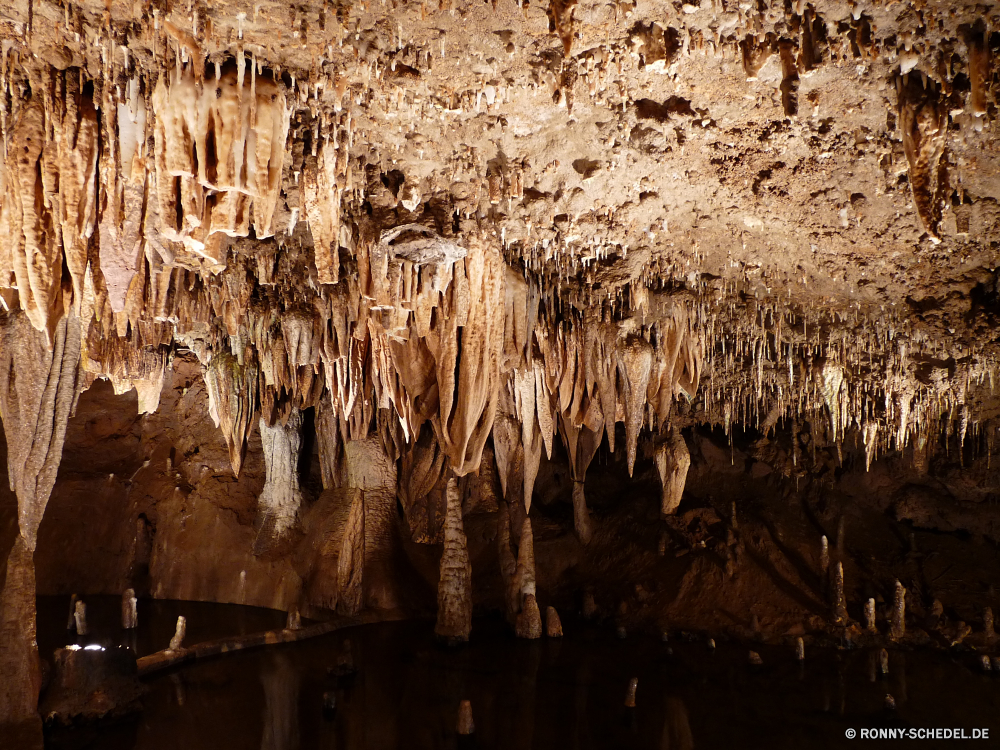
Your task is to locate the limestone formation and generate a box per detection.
[655,428,690,517]
[515,594,543,640]
[122,589,138,630]
[865,599,877,634]
[435,478,472,643]
[457,700,475,735]
[546,607,564,638]
[168,616,186,652]
[0,313,83,549]
[255,410,304,551]
[0,0,999,730]
[624,678,638,708]
[73,600,87,636]
[832,562,848,624]
[891,581,907,641]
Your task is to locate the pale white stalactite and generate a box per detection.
[255,410,305,549]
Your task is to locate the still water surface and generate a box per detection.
[38,597,1000,749]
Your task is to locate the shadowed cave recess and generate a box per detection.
[1,0,1000,743]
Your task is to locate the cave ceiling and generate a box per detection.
[0,0,998,526]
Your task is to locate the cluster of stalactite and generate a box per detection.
[1,41,998,653]
[694,296,998,474]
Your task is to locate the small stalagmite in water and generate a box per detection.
[545,606,563,637]
[169,615,187,651]
[879,648,889,676]
[457,699,475,734]
[122,588,138,629]
[795,637,805,661]
[515,594,543,639]
[67,594,79,630]
[625,677,638,708]
[865,598,877,633]
[74,600,88,636]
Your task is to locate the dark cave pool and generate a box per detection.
[39,599,1000,750]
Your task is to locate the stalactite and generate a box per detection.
[654,428,690,517]
[151,64,290,259]
[0,68,98,342]
[204,350,259,477]
[254,410,305,553]
[0,312,83,549]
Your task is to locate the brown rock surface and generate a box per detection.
[2,0,1000,728]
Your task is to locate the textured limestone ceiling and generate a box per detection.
[0,0,999,528]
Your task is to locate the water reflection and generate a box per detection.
[35,614,1000,750]
[261,653,299,750]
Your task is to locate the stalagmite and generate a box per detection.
[891,581,906,640]
[546,607,564,637]
[457,700,475,735]
[122,589,138,629]
[571,482,594,544]
[879,648,889,676]
[516,594,543,639]
[820,536,829,576]
[832,562,847,624]
[655,428,690,516]
[168,616,187,651]
[624,677,638,708]
[338,438,399,614]
[514,518,537,605]
[435,478,473,643]
[498,501,520,623]
[865,598,877,633]
[255,410,304,552]
[512,518,540,640]
[981,655,992,672]
[748,651,763,666]
[74,600,87,636]
[286,609,301,630]
[66,594,79,631]
[0,538,42,726]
